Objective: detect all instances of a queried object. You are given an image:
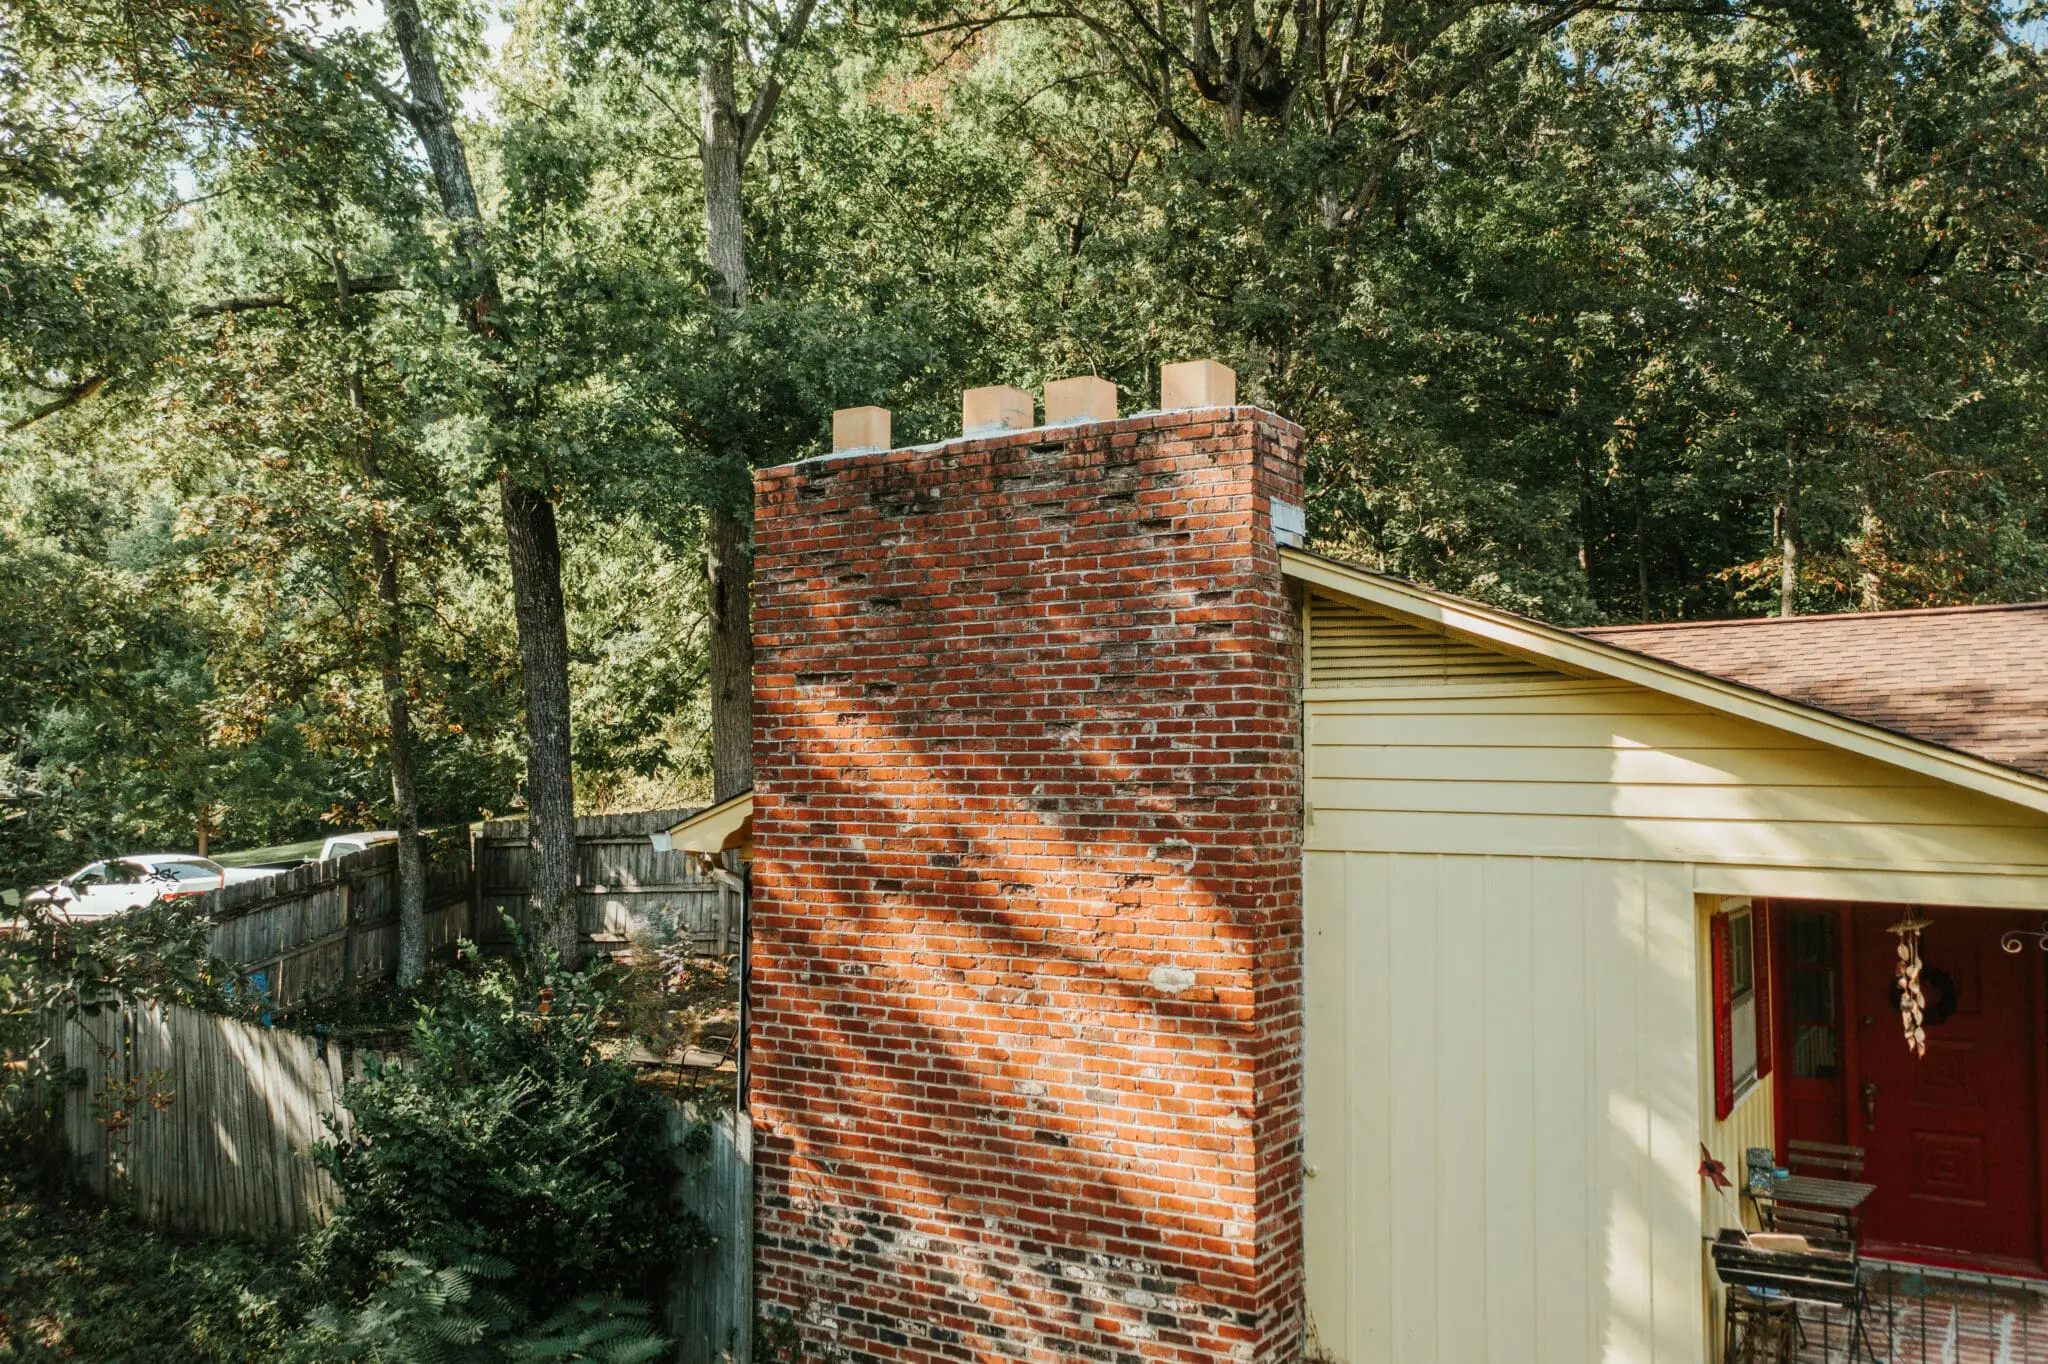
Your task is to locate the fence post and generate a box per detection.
[669,1105,753,1364]
[340,872,357,993]
[469,825,483,943]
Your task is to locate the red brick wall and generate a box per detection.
[749,407,1306,1363]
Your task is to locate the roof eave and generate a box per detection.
[1282,548,2048,820]
[665,790,754,856]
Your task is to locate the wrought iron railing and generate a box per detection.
[1787,1262,2048,1363]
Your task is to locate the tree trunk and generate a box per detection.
[380,647,429,981]
[1779,430,1801,618]
[331,245,428,986]
[1575,451,1595,593]
[701,39,755,801]
[1857,493,1884,612]
[1635,493,1651,621]
[502,481,580,965]
[386,0,579,964]
[700,46,748,312]
[707,504,754,801]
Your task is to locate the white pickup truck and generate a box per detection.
[314,830,398,861]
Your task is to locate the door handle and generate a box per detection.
[1862,1080,1879,1129]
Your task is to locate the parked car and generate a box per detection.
[27,854,273,920]
[314,830,398,862]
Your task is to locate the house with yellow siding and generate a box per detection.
[691,389,2048,1363]
[1288,550,2048,1363]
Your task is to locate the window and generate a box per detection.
[1713,901,1773,1119]
[1785,911,1840,1081]
[1729,909,1758,1093]
[151,860,224,883]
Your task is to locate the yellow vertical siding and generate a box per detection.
[1303,851,1703,1364]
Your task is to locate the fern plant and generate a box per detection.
[283,1252,671,1363]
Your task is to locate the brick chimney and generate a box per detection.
[749,376,1306,1363]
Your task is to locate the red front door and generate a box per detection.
[1848,905,2043,1269]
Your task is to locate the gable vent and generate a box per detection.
[1308,594,1557,687]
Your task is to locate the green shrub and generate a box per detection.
[309,952,699,1314]
[281,1252,667,1364]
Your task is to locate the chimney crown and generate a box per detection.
[832,405,891,454]
[1160,358,1237,410]
[1043,376,1118,426]
[962,385,1035,435]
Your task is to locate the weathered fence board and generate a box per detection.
[478,809,724,954]
[201,827,476,1009]
[50,1001,376,1239]
[671,1106,754,1364]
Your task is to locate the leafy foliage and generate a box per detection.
[310,954,700,1314]
[12,0,2042,890]
[281,1252,667,1364]
[0,1166,295,1362]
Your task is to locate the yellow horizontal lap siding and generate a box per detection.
[1307,808,2048,871]
[1308,595,1557,688]
[1311,740,1960,790]
[1289,552,2048,818]
[1309,777,2037,830]
[1313,707,1822,751]
[1303,600,2048,873]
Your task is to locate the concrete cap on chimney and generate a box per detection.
[833,405,891,454]
[962,385,1035,435]
[1160,358,1236,410]
[1043,376,1118,426]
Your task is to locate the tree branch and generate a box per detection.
[187,275,405,319]
[279,38,421,127]
[738,0,824,162]
[6,374,107,433]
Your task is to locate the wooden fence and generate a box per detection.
[202,827,476,1010]
[671,1105,755,1364]
[477,810,728,956]
[198,811,721,1009]
[44,1001,755,1358]
[47,1000,376,1238]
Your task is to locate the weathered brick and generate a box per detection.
[751,408,1305,1363]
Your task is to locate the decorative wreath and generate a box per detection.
[1889,965,1960,1030]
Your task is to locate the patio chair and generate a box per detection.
[1711,1228,1877,1363]
[1765,1141,1868,1243]
[1785,1140,1866,1180]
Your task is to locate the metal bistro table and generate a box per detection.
[1767,1174,1878,1245]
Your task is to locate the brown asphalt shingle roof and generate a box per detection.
[1577,604,2048,779]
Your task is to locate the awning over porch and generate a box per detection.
[663,790,752,865]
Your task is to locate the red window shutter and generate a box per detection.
[1754,903,1774,1081]
[1712,913,1734,1120]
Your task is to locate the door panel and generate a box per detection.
[1775,904,1849,1146]
[1852,905,2040,1267]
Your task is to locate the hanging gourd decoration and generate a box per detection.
[1888,912,1933,1058]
